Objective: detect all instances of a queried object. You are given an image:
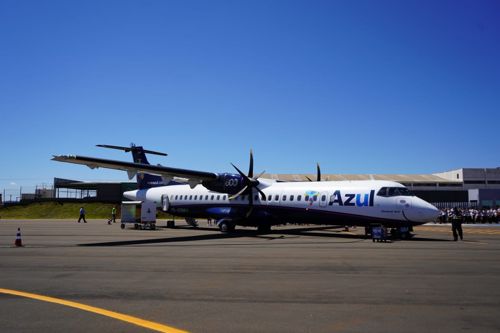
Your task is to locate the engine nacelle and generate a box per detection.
[202,173,246,195]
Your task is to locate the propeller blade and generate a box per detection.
[229,185,248,200]
[317,162,321,182]
[254,170,266,180]
[256,187,267,201]
[245,206,254,218]
[248,149,254,178]
[231,163,248,180]
[305,176,313,182]
[249,187,254,206]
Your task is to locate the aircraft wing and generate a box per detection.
[52,155,218,185]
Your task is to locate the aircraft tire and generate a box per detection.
[218,220,234,233]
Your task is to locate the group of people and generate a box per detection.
[438,206,500,241]
[439,207,500,224]
[77,206,116,224]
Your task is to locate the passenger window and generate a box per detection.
[297,195,302,201]
[189,195,192,200]
[194,195,197,200]
[223,195,227,200]
[282,195,287,201]
[268,195,272,201]
[205,195,209,200]
[275,194,279,201]
[305,195,309,201]
[175,195,178,200]
[313,196,318,201]
[216,195,220,200]
[290,195,294,201]
[321,195,326,201]
[211,195,214,200]
[184,195,188,200]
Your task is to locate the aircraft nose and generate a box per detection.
[409,198,440,222]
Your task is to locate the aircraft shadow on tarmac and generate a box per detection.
[79,225,449,247]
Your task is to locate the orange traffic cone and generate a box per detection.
[15,228,23,247]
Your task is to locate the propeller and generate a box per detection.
[229,150,266,216]
[306,163,321,182]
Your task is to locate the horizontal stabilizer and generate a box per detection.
[96,144,167,156]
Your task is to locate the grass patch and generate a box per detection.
[0,202,173,219]
[0,202,118,219]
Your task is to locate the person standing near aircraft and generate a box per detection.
[108,206,117,224]
[78,207,87,223]
[451,207,463,241]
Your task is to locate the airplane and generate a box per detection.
[52,149,440,237]
[95,144,199,227]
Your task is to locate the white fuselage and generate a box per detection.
[124,179,439,227]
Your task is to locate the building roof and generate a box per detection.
[262,173,460,184]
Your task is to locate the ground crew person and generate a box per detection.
[108,206,116,224]
[451,207,463,241]
[78,207,87,223]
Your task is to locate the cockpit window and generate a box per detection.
[377,187,414,197]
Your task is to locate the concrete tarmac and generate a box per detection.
[1,219,500,332]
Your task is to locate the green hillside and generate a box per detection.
[0,202,118,219]
[0,202,173,219]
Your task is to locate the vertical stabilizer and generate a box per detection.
[97,144,174,189]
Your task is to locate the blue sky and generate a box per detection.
[1,0,499,191]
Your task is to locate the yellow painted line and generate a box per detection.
[0,288,188,333]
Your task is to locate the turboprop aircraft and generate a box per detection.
[52,150,440,235]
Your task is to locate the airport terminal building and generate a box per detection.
[49,167,500,209]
